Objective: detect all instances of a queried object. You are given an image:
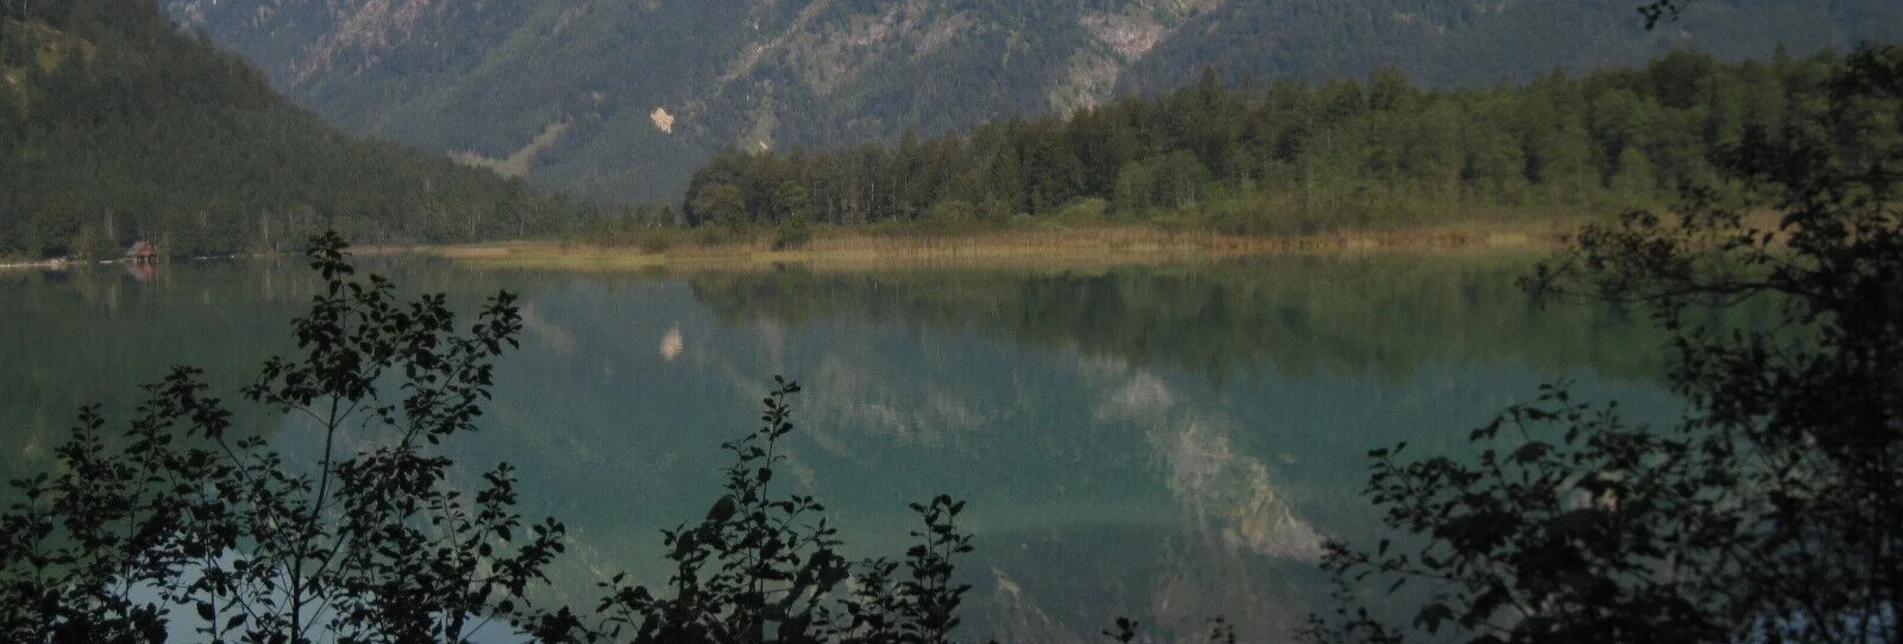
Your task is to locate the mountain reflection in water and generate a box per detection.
[0,256,1691,641]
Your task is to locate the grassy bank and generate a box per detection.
[439,220,1583,272]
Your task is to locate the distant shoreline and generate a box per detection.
[431,222,1579,272]
[0,257,141,271]
[0,255,249,271]
[0,221,1585,274]
[0,258,72,271]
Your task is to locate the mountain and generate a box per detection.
[165,0,1903,203]
[0,0,596,260]
[1117,0,1903,92]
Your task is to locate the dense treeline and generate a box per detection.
[681,47,1844,236]
[0,0,597,260]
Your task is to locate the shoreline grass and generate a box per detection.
[0,219,1593,274]
[434,220,1581,273]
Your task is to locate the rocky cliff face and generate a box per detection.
[167,0,1903,201]
[165,0,1227,200]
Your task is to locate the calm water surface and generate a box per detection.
[0,255,1680,641]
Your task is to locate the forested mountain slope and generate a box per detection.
[0,0,595,260]
[678,48,1882,239]
[166,0,1903,201]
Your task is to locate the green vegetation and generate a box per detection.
[674,47,1842,239]
[171,0,1902,201]
[0,0,599,261]
[5,0,1899,640]
[0,235,990,643]
[7,35,1898,637]
[1309,43,1903,643]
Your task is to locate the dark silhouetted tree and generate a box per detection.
[1307,43,1903,644]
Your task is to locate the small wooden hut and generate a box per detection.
[124,241,158,263]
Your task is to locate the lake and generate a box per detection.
[0,254,1682,641]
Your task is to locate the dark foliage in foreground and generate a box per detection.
[0,231,562,642]
[0,233,1002,643]
[1307,43,1903,644]
[572,378,982,644]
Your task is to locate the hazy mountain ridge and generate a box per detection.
[167,0,1903,202]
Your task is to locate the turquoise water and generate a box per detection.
[0,255,1680,641]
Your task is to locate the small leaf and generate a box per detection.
[706,495,738,523]
[1414,602,1454,633]
[1512,441,1552,463]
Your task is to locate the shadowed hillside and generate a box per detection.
[0,0,597,260]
